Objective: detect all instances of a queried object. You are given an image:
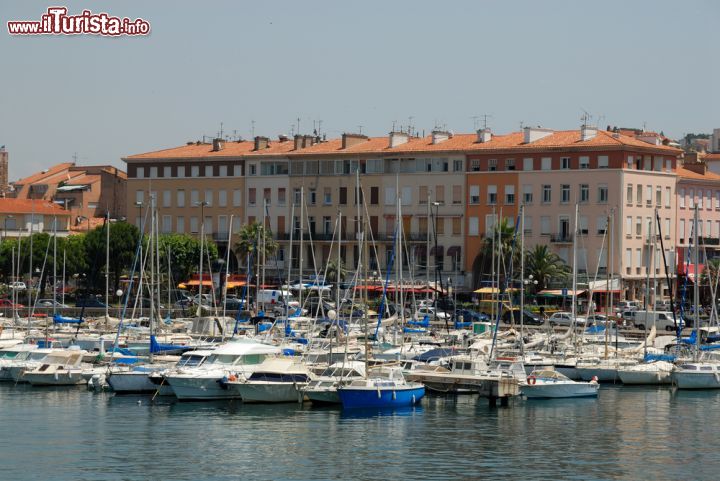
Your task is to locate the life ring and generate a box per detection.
[527,375,537,385]
[590,375,599,383]
[227,374,238,382]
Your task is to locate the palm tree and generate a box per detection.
[234,222,278,267]
[525,245,571,293]
[325,259,347,284]
[473,217,520,289]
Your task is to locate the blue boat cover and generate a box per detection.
[412,347,456,362]
[150,335,189,353]
[407,315,430,328]
[644,353,676,362]
[53,314,82,324]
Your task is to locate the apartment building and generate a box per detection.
[11,162,126,223]
[465,125,681,300]
[0,198,71,240]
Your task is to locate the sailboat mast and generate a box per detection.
[53,215,57,316]
[261,199,267,314]
[197,202,206,317]
[105,211,110,321]
[693,204,700,361]
[571,204,578,331]
[149,196,155,364]
[299,187,304,310]
[519,204,525,355]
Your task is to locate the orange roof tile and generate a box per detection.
[676,166,720,181]
[124,129,682,161]
[69,216,106,232]
[14,162,75,185]
[0,199,70,215]
[704,153,720,161]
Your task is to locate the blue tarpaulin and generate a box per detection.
[53,314,82,324]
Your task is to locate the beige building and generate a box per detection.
[0,198,71,240]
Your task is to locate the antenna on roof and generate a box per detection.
[642,121,647,132]
[72,152,78,164]
[580,109,591,126]
[296,117,301,135]
[357,125,363,135]
[219,122,224,139]
[481,114,491,130]
[251,120,256,138]
[408,116,414,136]
[318,120,323,137]
[391,120,397,132]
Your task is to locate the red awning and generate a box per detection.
[430,245,444,256]
[447,246,461,258]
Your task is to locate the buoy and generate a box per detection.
[137,400,142,405]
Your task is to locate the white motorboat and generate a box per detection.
[225,357,314,403]
[406,355,490,393]
[22,348,95,386]
[0,344,38,380]
[2,348,58,382]
[617,360,674,385]
[106,358,178,394]
[304,361,366,404]
[575,357,639,382]
[165,338,280,400]
[521,369,599,398]
[671,362,720,389]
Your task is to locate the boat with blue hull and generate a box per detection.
[337,366,425,409]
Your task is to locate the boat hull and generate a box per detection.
[228,381,306,403]
[305,387,341,404]
[24,371,86,386]
[618,368,672,385]
[521,382,598,398]
[576,367,620,383]
[338,385,425,409]
[672,372,720,389]
[108,371,163,394]
[167,374,240,400]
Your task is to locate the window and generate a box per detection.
[218,190,227,207]
[523,158,533,171]
[371,186,379,205]
[452,185,462,205]
[293,188,301,205]
[233,165,242,177]
[637,185,643,205]
[163,166,171,178]
[419,217,428,235]
[707,190,712,210]
[248,188,256,206]
[176,216,185,233]
[561,157,570,169]
[488,159,497,171]
[506,159,516,171]
[470,159,480,172]
[401,186,412,205]
[505,185,515,205]
[453,217,461,235]
[219,165,227,177]
[453,159,463,172]
[597,216,607,235]
[626,216,632,237]
[625,248,632,274]
[470,185,480,204]
[523,185,533,204]
[204,189,213,206]
[626,184,633,204]
[191,166,199,177]
[309,189,316,205]
[339,187,347,205]
[149,166,158,178]
[524,216,533,235]
[384,187,395,206]
[636,248,642,274]
[666,159,672,172]
[542,185,551,203]
[162,190,171,208]
[666,219,672,239]
[679,188,685,208]
[655,186,662,206]
[598,184,608,203]
[190,216,199,233]
[177,189,185,208]
[233,189,241,207]
[204,216,213,234]
[419,186,428,204]
[541,157,551,170]
[135,190,144,204]
[136,167,145,178]
[468,217,479,236]
[278,188,286,205]
[580,184,589,203]
[689,189,695,208]
[262,188,271,206]
[249,164,256,176]
[436,217,445,235]
[218,215,228,235]
[679,219,685,243]
[665,187,671,208]
[177,166,185,178]
[540,216,551,235]
[561,184,570,203]
[190,189,199,205]
[635,216,642,236]
[598,155,608,168]
[716,191,720,209]
[644,156,651,170]
[323,216,332,235]
[323,187,332,205]
[485,214,496,234]
[162,215,172,233]
[204,165,213,177]
[579,156,589,169]
[436,185,445,204]
[627,156,634,169]
[487,185,497,205]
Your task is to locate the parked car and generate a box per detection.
[614,300,640,313]
[8,282,27,291]
[222,295,245,310]
[414,306,450,321]
[548,311,589,327]
[0,299,24,308]
[502,308,544,325]
[192,293,213,306]
[586,314,619,328]
[75,297,107,308]
[34,299,69,308]
[433,297,456,313]
[456,309,489,323]
[632,311,684,332]
[139,298,165,309]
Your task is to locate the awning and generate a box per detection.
[414,245,427,257]
[430,245,444,256]
[537,289,586,297]
[182,279,213,287]
[587,278,621,293]
[225,281,247,289]
[679,263,704,279]
[473,286,519,294]
[447,246,461,258]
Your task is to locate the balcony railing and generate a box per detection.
[550,233,573,243]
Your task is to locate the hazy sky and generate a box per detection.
[1,0,718,180]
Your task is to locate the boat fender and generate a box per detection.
[527,375,536,385]
[392,391,397,400]
[591,376,598,384]
[412,395,416,404]
[227,374,238,382]
[377,387,382,399]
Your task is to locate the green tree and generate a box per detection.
[234,222,278,266]
[325,259,347,283]
[525,245,571,293]
[158,233,218,283]
[472,218,519,289]
[84,221,140,292]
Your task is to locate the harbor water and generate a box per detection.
[1,384,718,481]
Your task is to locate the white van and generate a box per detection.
[257,289,298,309]
[632,311,683,332]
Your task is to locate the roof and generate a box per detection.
[69,216,106,232]
[124,129,682,162]
[704,153,720,162]
[0,199,70,215]
[676,166,720,182]
[14,162,75,185]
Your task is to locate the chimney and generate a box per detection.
[683,152,707,174]
[211,138,224,152]
[580,125,598,141]
[477,128,492,143]
[636,132,661,146]
[523,127,554,143]
[389,131,409,148]
[342,133,369,149]
[303,135,316,147]
[431,130,452,144]
[254,136,269,151]
[294,135,304,150]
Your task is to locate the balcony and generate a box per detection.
[550,233,573,244]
